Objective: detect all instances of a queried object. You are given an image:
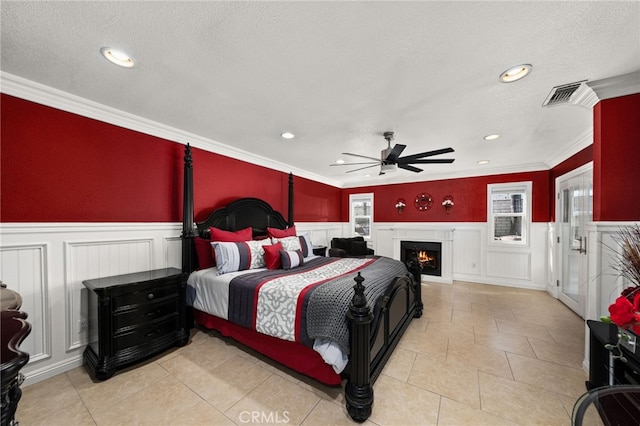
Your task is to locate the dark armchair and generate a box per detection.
[329,237,374,258]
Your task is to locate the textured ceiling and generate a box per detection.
[2,1,639,187]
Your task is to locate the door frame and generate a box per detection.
[553,161,593,317]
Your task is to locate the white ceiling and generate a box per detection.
[2,1,639,188]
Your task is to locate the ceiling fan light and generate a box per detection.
[380,164,398,174]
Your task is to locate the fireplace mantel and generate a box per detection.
[392,227,454,284]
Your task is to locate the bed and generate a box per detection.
[180,144,423,422]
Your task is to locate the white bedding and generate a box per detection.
[186,259,348,373]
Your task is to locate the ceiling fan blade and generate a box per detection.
[330,161,380,166]
[398,164,423,173]
[385,144,406,163]
[345,164,381,173]
[398,147,455,162]
[342,152,382,162]
[408,158,456,164]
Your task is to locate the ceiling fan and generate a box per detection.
[331,132,455,174]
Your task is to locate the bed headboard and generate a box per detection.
[195,197,289,239]
[181,144,294,273]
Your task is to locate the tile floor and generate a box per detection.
[16,281,589,425]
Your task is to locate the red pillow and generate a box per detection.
[210,226,252,242]
[263,242,284,270]
[267,226,296,238]
[194,237,215,270]
[194,227,253,270]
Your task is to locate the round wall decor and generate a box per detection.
[414,193,433,211]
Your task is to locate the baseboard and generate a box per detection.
[22,355,84,387]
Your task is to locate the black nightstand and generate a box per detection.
[312,245,327,256]
[83,268,189,380]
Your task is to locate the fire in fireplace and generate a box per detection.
[401,241,442,277]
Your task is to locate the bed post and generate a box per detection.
[409,264,424,318]
[345,272,374,423]
[287,172,294,226]
[182,144,195,273]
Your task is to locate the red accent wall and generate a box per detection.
[342,171,551,223]
[593,93,640,221]
[548,145,594,221]
[5,92,637,225]
[0,95,340,223]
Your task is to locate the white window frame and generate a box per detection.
[349,193,374,239]
[487,181,532,246]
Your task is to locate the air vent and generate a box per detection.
[542,80,587,107]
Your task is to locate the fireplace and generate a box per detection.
[401,240,442,277]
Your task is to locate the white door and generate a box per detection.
[557,166,593,318]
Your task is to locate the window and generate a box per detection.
[488,182,531,245]
[350,193,373,238]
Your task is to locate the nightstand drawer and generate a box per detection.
[113,317,179,353]
[112,284,178,311]
[113,298,179,330]
[83,268,188,380]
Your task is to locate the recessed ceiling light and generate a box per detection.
[281,132,295,139]
[364,174,371,177]
[100,47,134,68]
[499,64,532,83]
[484,133,501,141]
[477,160,490,165]
[335,159,345,164]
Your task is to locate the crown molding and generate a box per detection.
[587,71,640,101]
[341,161,550,188]
[570,83,599,109]
[0,72,343,188]
[544,128,593,169]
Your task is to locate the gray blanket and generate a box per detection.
[306,256,410,354]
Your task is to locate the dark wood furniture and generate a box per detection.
[83,268,189,380]
[587,320,640,389]
[312,245,327,256]
[1,285,31,426]
[180,144,423,422]
[329,237,375,257]
[581,320,640,425]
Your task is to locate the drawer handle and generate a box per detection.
[145,330,159,337]
[147,293,154,300]
[146,309,160,316]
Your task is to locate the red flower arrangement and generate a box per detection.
[608,288,640,334]
[603,225,640,334]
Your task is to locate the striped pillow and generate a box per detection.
[212,240,270,274]
[280,249,304,270]
[272,235,313,258]
[298,233,314,258]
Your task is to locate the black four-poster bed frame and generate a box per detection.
[180,144,423,422]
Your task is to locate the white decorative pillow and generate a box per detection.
[212,240,270,274]
[272,236,302,252]
[298,233,314,258]
[280,249,304,270]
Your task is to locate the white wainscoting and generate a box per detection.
[295,222,345,250]
[0,223,182,386]
[577,221,640,373]
[585,221,640,321]
[0,221,343,386]
[0,243,50,364]
[374,222,549,290]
